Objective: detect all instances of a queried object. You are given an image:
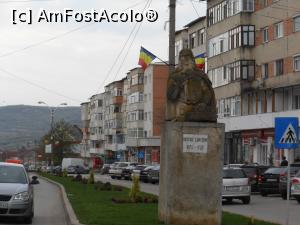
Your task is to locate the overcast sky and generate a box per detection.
[0,0,206,107]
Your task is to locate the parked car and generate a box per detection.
[46,166,53,173]
[131,165,150,179]
[259,167,286,196]
[0,162,35,224]
[291,170,300,203]
[122,164,138,180]
[53,166,62,175]
[109,162,137,179]
[241,164,270,192]
[147,165,160,184]
[67,165,89,174]
[222,167,251,204]
[279,163,300,199]
[139,166,155,183]
[62,158,84,171]
[100,164,111,174]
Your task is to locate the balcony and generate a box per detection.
[126,137,160,147]
[89,148,104,154]
[218,109,300,132]
[105,143,127,151]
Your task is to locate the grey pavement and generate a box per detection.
[92,174,300,225]
[0,176,68,225]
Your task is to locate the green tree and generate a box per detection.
[40,120,80,165]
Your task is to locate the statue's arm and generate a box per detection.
[167,78,182,101]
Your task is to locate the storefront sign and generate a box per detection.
[183,134,208,154]
[138,151,145,159]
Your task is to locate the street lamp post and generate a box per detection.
[38,101,67,165]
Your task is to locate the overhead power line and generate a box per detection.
[0,67,81,103]
[0,0,149,59]
[95,0,152,93]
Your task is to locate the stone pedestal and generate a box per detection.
[159,122,224,225]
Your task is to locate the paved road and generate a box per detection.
[91,174,300,225]
[0,176,68,225]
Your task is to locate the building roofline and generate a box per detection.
[184,16,206,28]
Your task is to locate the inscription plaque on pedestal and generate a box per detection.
[183,134,208,154]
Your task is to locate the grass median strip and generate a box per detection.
[40,173,279,225]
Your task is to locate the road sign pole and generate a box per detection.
[285,150,291,225]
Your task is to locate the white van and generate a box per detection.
[62,158,84,170]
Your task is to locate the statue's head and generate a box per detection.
[178,49,195,71]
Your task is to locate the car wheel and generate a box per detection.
[24,216,33,224]
[124,177,129,180]
[281,191,287,200]
[226,198,233,203]
[242,196,250,204]
[261,191,268,197]
[111,176,115,179]
[117,177,121,180]
[295,196,300,204]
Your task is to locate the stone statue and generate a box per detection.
[166,49,217,122]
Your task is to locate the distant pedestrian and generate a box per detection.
[280,156,288,166]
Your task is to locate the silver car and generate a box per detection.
[223,167,251,204]
[0,162,34,223]
[291,170,300,204]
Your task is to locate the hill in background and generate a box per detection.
[0,105,81,150]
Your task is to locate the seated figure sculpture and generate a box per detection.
[165,49,217,122]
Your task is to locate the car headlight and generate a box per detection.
[13,191,30,201]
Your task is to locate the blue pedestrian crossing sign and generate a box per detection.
[275,117,299,149]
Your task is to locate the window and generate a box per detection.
[294,55,300,71]
[139,92,144,102]
[293,87,300,109]
[198,29,205,45]
[242,25,255,46]
[189,32,196,49]
[262,63,269,79]
[274,22,283,39]
[243,0,254,11]
[97,99,103,107]
[262,0,268,7]
[219,39,224,53]
[175,40,183,56]
[262,27,269,43]
[138,110,144,120]
[116,88,123,96]
[294,16,300,32]
[241,60,255,80]
[275,59,284,76]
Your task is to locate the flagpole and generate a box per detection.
[155,56,170,67]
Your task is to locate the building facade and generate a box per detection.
[80,63,168,165]
[206,0,300,165]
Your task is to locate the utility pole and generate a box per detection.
[169,0,176,74]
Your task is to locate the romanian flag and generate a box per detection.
[138,47,156,71]
[195,53,205,70]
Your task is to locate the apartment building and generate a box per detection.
[175,16,207,66]
[103,79,126,162]
[206,0,300,165]
[80,102,91,164]
[125,64,168,164]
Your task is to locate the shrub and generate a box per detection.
[81,178,88,184]
[112,185,123,192]
[100,182,112,191]
[129,175,140,201]
[63,169,68,177]
[72,174,82,182]
[88,170,95,184]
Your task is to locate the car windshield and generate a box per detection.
[0,165,27,184]
[241,167,256,177]
[223,169,246,178]
[264,167,285,174]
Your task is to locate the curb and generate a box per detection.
[40,175,83,225]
